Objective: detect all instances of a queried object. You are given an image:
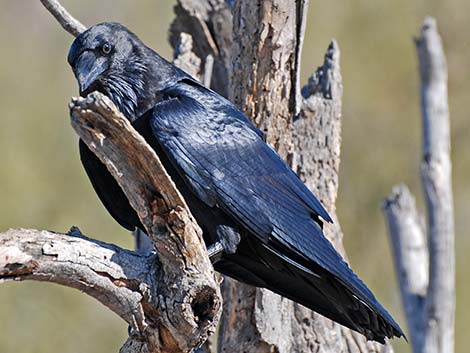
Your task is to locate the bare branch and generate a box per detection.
[0,228,153,340]
[39,0,86,37]
[294,40,344,251]
[383,185,428,352]
[383,17,454,353]
[293,0,310,115]
[416,17,455,353]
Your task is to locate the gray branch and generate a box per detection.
[383,186,428,352]
[0,228,153,336]
[383,17,454,353]
[417,17,455,353]
[39,0,86,37]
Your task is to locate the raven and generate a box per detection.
[68,22,404,343]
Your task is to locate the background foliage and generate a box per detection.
[0,1,467,353]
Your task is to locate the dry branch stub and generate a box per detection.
[383,185,427,353]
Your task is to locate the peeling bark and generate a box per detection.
[201,2,390,352]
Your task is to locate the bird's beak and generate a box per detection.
[73,51,106,95]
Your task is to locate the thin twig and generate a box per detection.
[203,54,214,87]
[40,0,86,37]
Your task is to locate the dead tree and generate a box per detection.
[383,18,455,353]
[170,1,392,352]
[3,1,445,353]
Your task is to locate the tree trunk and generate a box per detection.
[171,1,393,352]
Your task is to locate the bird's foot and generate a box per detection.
[207,241,224,263]
[207,224,241,263]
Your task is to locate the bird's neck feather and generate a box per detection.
[101,47,185,122]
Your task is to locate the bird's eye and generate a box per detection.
[101,42,112,55]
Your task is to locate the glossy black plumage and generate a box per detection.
[68,23,405,343]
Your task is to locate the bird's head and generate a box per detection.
[68,22,150,119]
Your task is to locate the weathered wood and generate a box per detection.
[173,32,203,79]
[383,17,454,353]
[383,185,428,353]
[69,92,222,353]
[217,2,298,351]
[417,18,454,353]
[293,40,345,252]
[230,0,297,161]
[217,2,392,352]
[169,0,232,98]
[0,227,153,333]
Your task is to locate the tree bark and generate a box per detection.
[383,17,454,353]
[169,1,393,352]
[70,93,222,353]
[169,0,232,98]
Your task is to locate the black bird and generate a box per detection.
[68,22,404,343]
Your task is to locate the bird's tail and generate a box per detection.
[216,242,405,343]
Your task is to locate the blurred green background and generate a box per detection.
[0,1,467,353]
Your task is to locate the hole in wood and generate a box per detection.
[191,286,217,325]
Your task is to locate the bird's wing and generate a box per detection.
[151,78,393,323]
